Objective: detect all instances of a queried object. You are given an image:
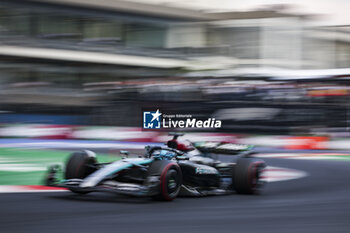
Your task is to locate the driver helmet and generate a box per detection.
[152,149,176,160]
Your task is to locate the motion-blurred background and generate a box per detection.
[0,0,349,136]
[1,2,350,232]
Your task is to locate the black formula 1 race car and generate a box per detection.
[46,133,266,201]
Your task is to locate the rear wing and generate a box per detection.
[193,142,254,155]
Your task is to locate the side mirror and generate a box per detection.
[120,150,129,157]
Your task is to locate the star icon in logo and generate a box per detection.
[151,109,161,122]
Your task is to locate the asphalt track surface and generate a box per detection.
[1,158,350,233]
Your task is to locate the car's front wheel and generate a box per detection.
[65,151,97,194]
[161,165,182,200]
[149,161,182,201]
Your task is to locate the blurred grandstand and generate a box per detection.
[0,0,349,134]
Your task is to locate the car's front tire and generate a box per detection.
[148,161,182,201]
[65,151,97,194]
[160,165,182,200]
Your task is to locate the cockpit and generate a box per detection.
[150,149,177,160]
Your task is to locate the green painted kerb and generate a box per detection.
[0,148,119,185]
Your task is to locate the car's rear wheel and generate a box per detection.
[65,151,97,194]
[232,158,266,194]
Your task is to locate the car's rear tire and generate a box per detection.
[233,158,266,194]
[65,151,97,194]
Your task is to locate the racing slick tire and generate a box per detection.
[65,151,97,194]
[233,158,266,194]
[149,161,182,201]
